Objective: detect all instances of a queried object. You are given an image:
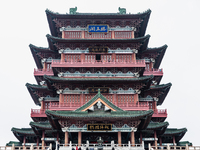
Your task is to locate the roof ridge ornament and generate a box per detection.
[118,7,126,14]
[69,7,77,15]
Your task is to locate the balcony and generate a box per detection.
[34,69,54,76]
[152,109,167,117]
[31,109,46,117]
[51,59,146,68]
[62,31,133,39]
[143,68,163,76]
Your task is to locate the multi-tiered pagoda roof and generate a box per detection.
[8,8,191,148]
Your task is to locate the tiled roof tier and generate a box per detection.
[46,34,150,51]
[139,45,168,69]
[25,83,55,105]
[177,141,193,146]
[146,121,169,135]
[29,44,58,69]
[44,75,154,90]
[164,128,187,135]
[11,128,36,143]
[45,9,151,38]
[6,141,22,146]
[76,89,123,112]
[144,83,172,106]
[161,128,187,143]
[146,121,169,130]
[29,121,52,130]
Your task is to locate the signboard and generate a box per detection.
[87,124,112,131]
[43,138,57,141]
[142,138,158,141]
[89,46,108,53]
[87,24,109,33]
[88,87,109,93]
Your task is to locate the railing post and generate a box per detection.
[11,144,15,150]
[167,144,170,150]
[148,143,151,150]
[186,144,189,150]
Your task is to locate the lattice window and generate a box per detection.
[116,54,132,62]
[64,95,80,103]
[58,120,71,128]
[101,55,112,62]
[115,121,124,127]
[64,54,81,62]
[76,120,84,127]
[85,55,96,62]
[44,102,50,109]
[128,120,141,127]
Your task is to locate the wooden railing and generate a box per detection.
[63,31,133,39]
[143,68,163,76]
[149,144,200,150]
[51,59,146,67]
[34,69,53,76]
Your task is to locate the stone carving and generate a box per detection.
[118,7,126,14]
[69,7,77,14]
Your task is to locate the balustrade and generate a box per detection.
[62,30,133,39]
[34,68,53,76]
[51,59,145,67]
[144,68,163,76]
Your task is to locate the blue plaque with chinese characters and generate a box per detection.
[87,24,109,33]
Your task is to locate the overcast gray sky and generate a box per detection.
[0,0,200,146]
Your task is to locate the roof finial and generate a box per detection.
[118,7,126,14]
[98,88,101,95]
[69,7,77,14]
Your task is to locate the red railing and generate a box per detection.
[143,68,163,76]
[31,109,46,117]
[31,107,167,118]
[63,31,133,39]
[34,69,53,76]
[152,109,167,117]
[51,59,146,68]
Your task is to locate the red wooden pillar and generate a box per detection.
[41,100,44,111]
[42,130,45,149]
[82,31,85,39]
[65,132,69,146]
[62,31,65,38]
[37,136,39,146]
[57,131,59,142]
[111,31,115,39]
[154,130,157,147]
[59,94,64,103]
[118,131,121,146]
[131,131,135,146]
[173,136,176,145]
[140,132,143,144]
[61,53,65,62]
[78,131,82,146]
[43,62,47,71]
[23,135,26,149]
[131,31,135,38]
[134,94,138,104]
[159,137,162,146]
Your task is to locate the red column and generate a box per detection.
[61,53,65,62]
[118,131,121,146]
[42,130,45,149]
[159,137,162,146]
[23,135,26,149]
[78,131,82,146]
[154,130,157,147]
[173,136,176,145]
[131,131,135,146]
[37,136,39,146]
[57,131,59,142]
[140,132,143,144]
[134,94,138,104]
[131,31,135,38]
[65,132,69,146]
